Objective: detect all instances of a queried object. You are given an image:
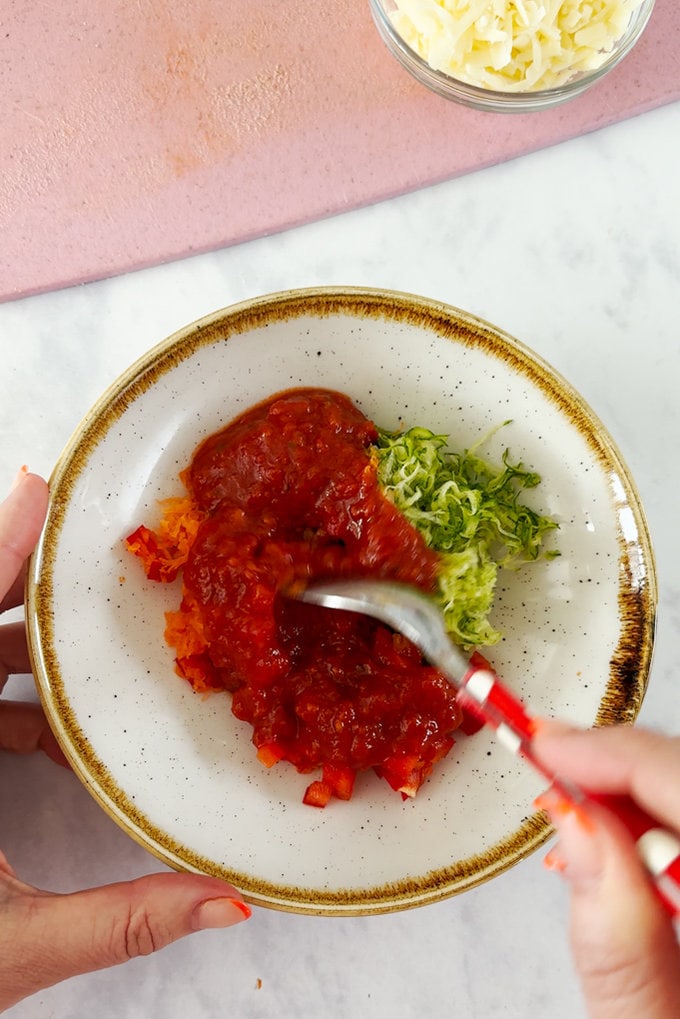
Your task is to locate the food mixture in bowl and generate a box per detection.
[127,388,557,807]
[388,0,646,91]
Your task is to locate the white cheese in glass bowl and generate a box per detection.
[391,0,645,90]
[373,0,653,107]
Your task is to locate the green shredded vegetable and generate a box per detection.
[373,424,559,648]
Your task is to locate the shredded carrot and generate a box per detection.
[125,496,203,583]
[175,654,221,693]
[126,494,216,690]
[164,593,207,660]
[164,589,221,691]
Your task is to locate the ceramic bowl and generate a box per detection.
[369,0,656,112]
[27,287,656,915]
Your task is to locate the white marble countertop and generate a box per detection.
[2,99,680,1018]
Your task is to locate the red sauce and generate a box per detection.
[131,388,464,803]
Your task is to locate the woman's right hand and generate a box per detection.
[533,721,680,1019]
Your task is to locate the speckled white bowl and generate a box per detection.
[27,287,656,915]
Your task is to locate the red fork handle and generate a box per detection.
[460,653,680,919]
[590,794,680,917]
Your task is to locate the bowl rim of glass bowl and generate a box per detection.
[369,0,656,113]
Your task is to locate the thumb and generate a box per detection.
[0,471,49,605]
[537,790,680,1019]
[0,870,250,1011]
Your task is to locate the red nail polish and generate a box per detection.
[10,465,29,492]
[193,896,252,930]
[534,788,595,834]
[543,846,567,873]
[534,788,573,818]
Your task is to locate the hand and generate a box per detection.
[533,720,680,1019]
[0,470,250,1012]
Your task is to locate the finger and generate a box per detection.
[0,621,32,692]
[533,721,680,835]
[538,793,680,1019]
[0,472,49,603]
[0,872,251,1011]
[0,851,17,878]
[0,564,26,614]
[0,701,70,767]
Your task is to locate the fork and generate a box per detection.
[298,578,680,917]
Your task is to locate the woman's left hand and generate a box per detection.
[0,470,250,1013]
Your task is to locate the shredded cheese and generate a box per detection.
[389,0,644,91]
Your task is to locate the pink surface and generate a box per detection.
[1,1,678,303]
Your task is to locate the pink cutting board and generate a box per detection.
[1,1,678,303]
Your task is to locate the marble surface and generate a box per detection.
[1,99,680,1017]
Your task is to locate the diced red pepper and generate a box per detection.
[376,754,431,799]
[322,763,356,801]
[257,742,286,768]
[302,780,332,808]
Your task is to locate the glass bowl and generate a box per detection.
[369,0,656,112]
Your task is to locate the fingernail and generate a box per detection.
[192,896,252,930]
[535,790,602,889]
[534,785,571,816]
[10,465,29,493]
[535,787,595,831]
[543,844,567,873]
[530,716,578,738]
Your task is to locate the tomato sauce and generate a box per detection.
[129,389,464,805]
